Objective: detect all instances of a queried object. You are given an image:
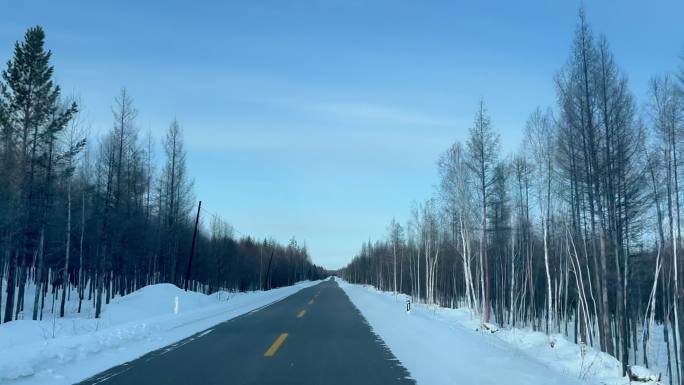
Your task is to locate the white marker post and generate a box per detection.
[406,298,411,314]
[174,296,179,315]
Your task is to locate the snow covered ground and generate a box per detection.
[0,280,320,385]
[338,279,658,385]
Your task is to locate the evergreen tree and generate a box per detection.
[0,26,79,322]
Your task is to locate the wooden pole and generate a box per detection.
[263,251,274,290]
[184,201,201,291]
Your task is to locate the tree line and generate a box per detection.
[0,26,326,324]
[341,8,684,383]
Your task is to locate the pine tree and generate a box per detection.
[0,26,78,322]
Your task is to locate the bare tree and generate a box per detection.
[525,107,555,333]
[466,99,500,323]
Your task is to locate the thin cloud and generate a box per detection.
[310,101,454,127]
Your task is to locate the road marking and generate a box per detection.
[297,309,306,318]
[264,333,288,357]
[308,299,314,305]
[88,365,133,384]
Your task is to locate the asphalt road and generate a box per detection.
[77,278,415,385]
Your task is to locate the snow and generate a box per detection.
[338,279,661,385]
[0,280,320,385]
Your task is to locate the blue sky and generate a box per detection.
[1,1,682,269]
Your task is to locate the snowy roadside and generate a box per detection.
[0,280,320,385]
[337,279,649,385]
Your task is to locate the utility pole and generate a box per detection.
[184,201,201,291]
[263,251,274,290]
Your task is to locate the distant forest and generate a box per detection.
[0,26,326,323]
[342,8,684,382]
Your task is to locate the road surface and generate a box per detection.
[77,278,415,385]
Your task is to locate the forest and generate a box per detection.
[341,8,684,383]
[0,26,326,325]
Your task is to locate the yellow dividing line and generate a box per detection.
[264,333,288,357]
[308,299,314,305]
[297,309,306,318]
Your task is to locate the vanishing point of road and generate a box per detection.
[77,278,415,385]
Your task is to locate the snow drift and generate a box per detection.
[0,281,319,385]
[338,279,660,385]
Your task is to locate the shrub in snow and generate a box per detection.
[627,365,660,383]
[482,322,499,333]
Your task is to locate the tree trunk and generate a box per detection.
[60,179,72,317]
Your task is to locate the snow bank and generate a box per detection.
[0,281,319,385]
[338,280,660,385]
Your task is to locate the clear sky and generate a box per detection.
[1,1,682,269]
